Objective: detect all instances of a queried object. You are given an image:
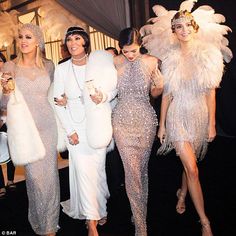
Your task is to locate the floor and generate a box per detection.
[0,136,236,236]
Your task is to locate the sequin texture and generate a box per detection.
[2,61,60,235]
[112,57,157,236]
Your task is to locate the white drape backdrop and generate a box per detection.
[56,0,131,39]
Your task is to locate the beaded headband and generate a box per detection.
[66,29,85,34]
[171,12,194,27]
[65,29,87,38]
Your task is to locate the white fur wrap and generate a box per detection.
[84,50,117,149]
[7,87,46,166]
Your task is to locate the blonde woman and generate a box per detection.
[0,23,60,236]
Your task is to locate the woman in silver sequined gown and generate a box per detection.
[0,24,60,236]
[112,28,163,236]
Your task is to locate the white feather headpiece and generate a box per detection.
[38,0,85,41]
[140,0,233,63]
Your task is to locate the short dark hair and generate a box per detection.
[105,47,119,55]
[65,26,90,54]
[118,27,142,49]
[0,52,6,63]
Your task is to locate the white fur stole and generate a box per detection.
[84,50,117,149]
[7,87,46,166]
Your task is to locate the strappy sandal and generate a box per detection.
[98,216,107,226]
[200,219,213,236]
[176,188,186,214]
[0,188,6,199]
[6,181,16,191]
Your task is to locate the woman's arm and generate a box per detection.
[53,66,75,136]
[151,68,164,97]
[150,58,163,97]
[206,89,216,142]
[157,94,171,144]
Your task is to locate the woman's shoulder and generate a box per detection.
[43,58,55,72]
[142,54,159,69]
[55,58,71,70]
[113,54,123,64]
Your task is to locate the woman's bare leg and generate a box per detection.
[176,142,213,236]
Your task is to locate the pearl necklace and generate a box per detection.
[71,54,88,62]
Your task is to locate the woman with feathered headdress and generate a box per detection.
[141,0,232,235]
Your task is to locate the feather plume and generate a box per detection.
[39,0,85,41]
[140,0,233,63]
[179,0,198,12]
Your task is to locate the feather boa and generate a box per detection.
[161,41,224,95]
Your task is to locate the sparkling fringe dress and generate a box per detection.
[157,42,224,160]
[112,56,158,236]
[1,61,60,235]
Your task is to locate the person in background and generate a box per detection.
[105,46,119,56]
[58,43,71,64]
[10,54,17,61]
[0,52,16,199]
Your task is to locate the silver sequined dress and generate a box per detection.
[112,56,158,236]
[1,61,60,235]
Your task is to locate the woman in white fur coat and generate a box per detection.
[53,26,117,236]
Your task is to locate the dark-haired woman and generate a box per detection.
[112,27,163,236]
[53,27,111,236]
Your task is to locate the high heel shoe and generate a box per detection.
[200,219,213,236]
[98,216,107,226]
[0,188,6,199]
[176,188,186,214]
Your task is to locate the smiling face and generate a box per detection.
[174,20,195,42]
[18,28,38,55]
[66,34,86,58]
[121,43,140,62]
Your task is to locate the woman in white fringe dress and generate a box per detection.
[141,1,232,235]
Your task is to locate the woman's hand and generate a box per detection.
[1,72,14,94]
[207,124,216,142]
[90,88,105,104]
[54,94,67,106]
[151,69,164,97]
[151,69,164,89]
[68,132,79,145]
[157,125,166,144]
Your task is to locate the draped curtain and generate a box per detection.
[56,0,131,39]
